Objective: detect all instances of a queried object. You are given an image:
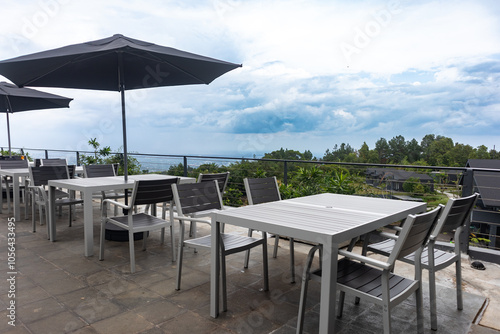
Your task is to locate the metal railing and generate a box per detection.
[4,146,500,263]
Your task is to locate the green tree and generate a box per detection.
[80,138,111,165]
[388,135,407,163]
[375,138,390,163]
[474,145,490,159]
[406,138,421,163]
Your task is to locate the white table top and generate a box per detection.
[214,193,427,244]
[48,174,194,190]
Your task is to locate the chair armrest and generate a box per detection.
[102,198,129,210]
[338,249,391,270]
[172,214,211,225]
[379,232,398,240]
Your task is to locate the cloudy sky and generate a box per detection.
[1,0,499,158]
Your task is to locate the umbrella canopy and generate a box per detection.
[0,81,72,156]
[0,34,241,178]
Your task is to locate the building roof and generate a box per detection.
[465,159,500,208]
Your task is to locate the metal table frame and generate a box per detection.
[211,193,426,333]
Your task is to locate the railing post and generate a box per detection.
[460,168,474,254]
[44,150,48,159]
[284,161,288,186]
[76,151,80,166]
[183,156,188,177]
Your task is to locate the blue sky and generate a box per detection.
[1,0,499,158]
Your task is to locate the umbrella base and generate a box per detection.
[105,222,146,242]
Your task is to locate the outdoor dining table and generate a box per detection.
[48,174,195,257]
[0,166,84,221]
[210,193,427,333]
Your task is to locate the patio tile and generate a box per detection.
[133,299,187,325]
[91,310,154,333]
[158,310,218,334]
[24,311,87,333]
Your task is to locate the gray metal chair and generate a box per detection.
[83,164,125,214]
[172,180,269,312]
[296,206,443,334]
[28,166,83,237]
[41,158,67,166]
[244,176,296,282]
[99,177,179,273]
[197,171,230,194]
[363,193,479,330]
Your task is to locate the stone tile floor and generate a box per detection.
[0,201,499,333]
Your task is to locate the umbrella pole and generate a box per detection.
[6,97,13,157]
[120,88,128,182]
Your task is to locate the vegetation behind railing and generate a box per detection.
[3,146,500,257]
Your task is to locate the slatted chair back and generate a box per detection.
[432,193,478,237]
[83,164,116,178]
[130,178,179,207]
[244,176,281,205]
[29,166,70,187]
[0,159,29,169]
[197,172,230,194]
[41,158,67,166]
[67,165,77,179]
[389,206,443,263]
[172,180,223,215]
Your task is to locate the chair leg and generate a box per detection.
[429,268,438,331]
[170,225,176,263]
[337,291,345,318]
[221,252,228,312]
[416,283,424,334]
[244,229,253,268]
[456,258,463,310]
[262,233,269,291]
[290,238,295,283]
[99,220,106,261]
[31,196,36,233]
[160,227,165,244]
[129,231,136,273]
[273,235,279,258]
[176,224,185,290]
[296,245,321,333]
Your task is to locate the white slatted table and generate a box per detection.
[48,174,195,257]
[211,193,426,333]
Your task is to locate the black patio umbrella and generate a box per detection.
[0,34,241,179]
[0,81,72,156]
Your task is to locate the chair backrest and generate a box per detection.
[389,206,443,264]
[84,164,116,178]
[29,166,70,187]
[244,176,281,205]
[0,159,29,169]
[41,158,67,166]
[431,193,479,238]
[197,172,230,194]
[67,165,77,179]
[172,180,223,215]
[131,177,179,206]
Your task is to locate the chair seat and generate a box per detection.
[184,233,264,254]
[107,213,169,232]
[55,197,83,206]
[367,239,458,269]
[336,258,417,299]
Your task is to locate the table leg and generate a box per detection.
[83,191,94,257]
[13,177,20,221]
[210,216,220,318]
[49,185,56,241]
[319,240,338,333]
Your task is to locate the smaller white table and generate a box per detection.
[48,174,195,257]
[0,166,84,220]
[0,168,29,220]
